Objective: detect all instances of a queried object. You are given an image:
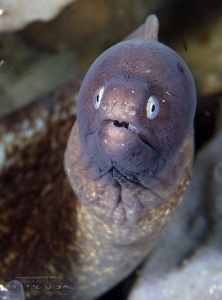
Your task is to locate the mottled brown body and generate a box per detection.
[64,125,193,299]
[0,15,195,300]
[0,81,82,299]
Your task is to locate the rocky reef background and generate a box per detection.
[0,0,222,299]
[1,0,222,120]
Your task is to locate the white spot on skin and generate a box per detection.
[22,119,30,130]
[165,209,171,215]
[146,69,151,73]
[113,88,116,91]
[35,119,45,131]
[19,119,47,138]
[162,99,166,102]
[121,144,124,147]
[132,90,135,93]
[0,9,4,16]
[130,110,136,116]
[104,139,107,143]
[24,129,35,138]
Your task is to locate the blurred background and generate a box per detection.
[1,0,222,149]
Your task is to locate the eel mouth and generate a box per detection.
[104,119,155,150]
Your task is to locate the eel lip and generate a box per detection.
[103,119,155,150]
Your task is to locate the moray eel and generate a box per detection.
[0,15,196,300]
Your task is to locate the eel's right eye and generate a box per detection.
[93,87,105,109]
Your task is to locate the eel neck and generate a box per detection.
[64,122,194,245]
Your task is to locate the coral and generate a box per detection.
[129,247,222,300]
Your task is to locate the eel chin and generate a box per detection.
[84,119,161,187]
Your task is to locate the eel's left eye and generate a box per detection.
[146,95,160,120]
[93,86,104,109]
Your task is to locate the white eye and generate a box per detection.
[146,95,160,120]
[93,86,104,109]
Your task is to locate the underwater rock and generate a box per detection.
[127,99,222,300]
[128,247,222,300]
[170,13,222,97]
[0,0,75,32]
[0,33,78,117]
[20,0,165,50]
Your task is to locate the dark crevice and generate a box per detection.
[113,120,129,129]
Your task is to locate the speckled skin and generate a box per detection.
[0,15,195,300]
